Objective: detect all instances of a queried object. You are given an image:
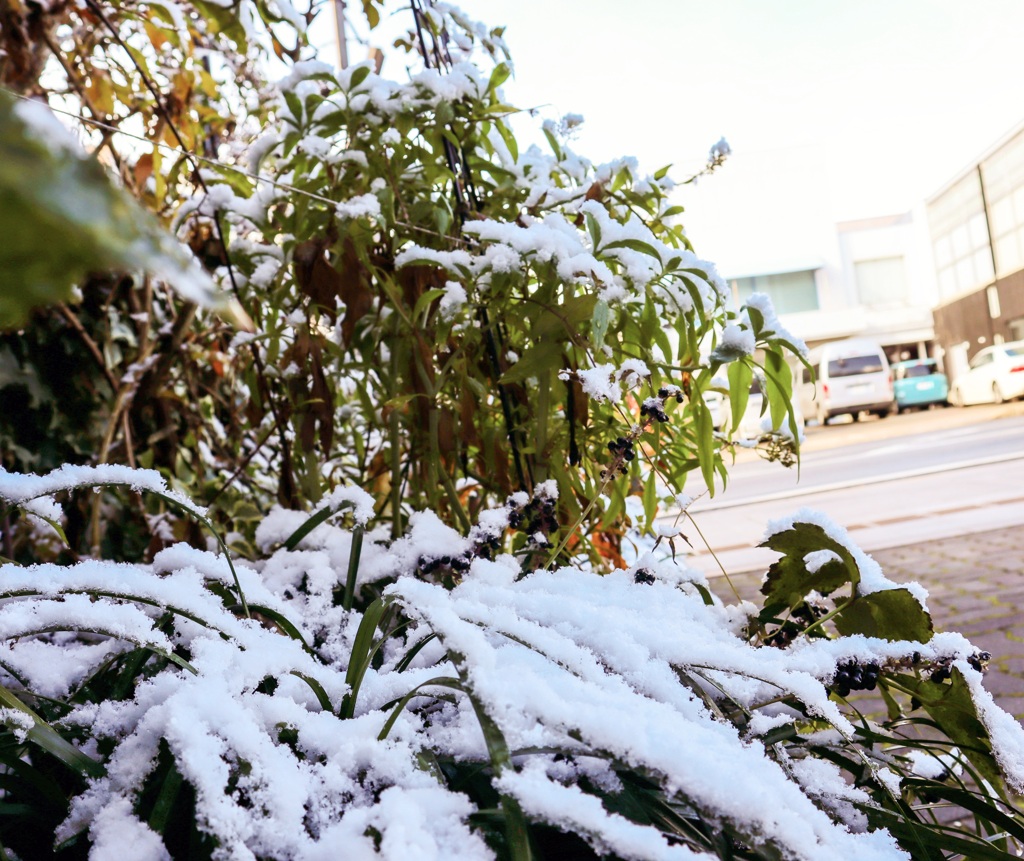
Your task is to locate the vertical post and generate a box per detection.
[334,0,349,69]
[977,164,998,343]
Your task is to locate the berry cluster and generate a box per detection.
[603,436,635,478]
[830,661,880,698]
[640,397,670,423]
[633,568,656,585]
[927,650,991,684]
[763,601,825,647]
[967,650,992,672]
[508,493,558,536]
[419,553,472,577]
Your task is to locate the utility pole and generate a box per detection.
[333,0,349,69]
[977,164,1000,343]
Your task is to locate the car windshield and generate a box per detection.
[902,363,935,378]
[828,355,884,377]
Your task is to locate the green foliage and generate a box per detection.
[0,92,226,330]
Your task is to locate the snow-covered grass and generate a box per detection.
[0,468,1021,860]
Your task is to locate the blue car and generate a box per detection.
[892,359,948,411]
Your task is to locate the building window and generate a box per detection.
[731,269,819,315]
[853,256,909,307]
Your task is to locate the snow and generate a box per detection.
[439,281,468,319]
[0,463,208,519]
[719,322,756,356]
[743,293,808,355]
[1,463,1021,858]
[336,193,382,221]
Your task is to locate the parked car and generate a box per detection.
[948,340,1024,406]
[892,359,948,411]
[737,374,805,440]
[798,338,894,425]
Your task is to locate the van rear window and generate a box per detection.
[901,363,935,378]
[827,355,884,377]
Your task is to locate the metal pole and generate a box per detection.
[977,163,998,343]
[333,0,349,69]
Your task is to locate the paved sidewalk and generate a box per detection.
[715,526,1024,720]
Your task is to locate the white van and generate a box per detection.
[798,338,894,425]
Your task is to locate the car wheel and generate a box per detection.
[993,382,1006,405]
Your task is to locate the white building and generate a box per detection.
[685,147,939,361]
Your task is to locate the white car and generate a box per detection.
[949,340,1024,406]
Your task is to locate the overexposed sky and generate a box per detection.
[323,1,1024,271]
[446,1,1024,216]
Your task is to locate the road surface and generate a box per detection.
[659,400,1024,577]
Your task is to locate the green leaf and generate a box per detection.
[494,119,518,163]
[727,361,753,432]
[542,126,562,160]
[601,237,663,262]
[339,598,392,719]
[247,604,312,650]
[488,62,511,92]
[691,401,716,494]
[349,65,371,89]
[758,521,859,616]
[898,669,1004,789]
[0,91,235,330]
[289,671,334,712]
[360,0,382,28]
[498,341,563,384]
[378,676,462,741]
[591,299,610,350]
[763,349,792,433]
[412,287,446,322]
[833,588,933,642]
[0,685,103,778]
[530,294,597,340]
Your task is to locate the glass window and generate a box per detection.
[901,362,936,378]
[996,234,1021,276]
[969,212,989,247]
[974,248,994,284]
[991,195,1015,236]
[970,351,993,369]
[951,224,970,258]
[828,355,885,377]
[854,256,908,307]
[733,269,819,315]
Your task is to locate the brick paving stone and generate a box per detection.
[872,527,1024,721]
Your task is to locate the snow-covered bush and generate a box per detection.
[1,465,1023,860]
[1,1,1023,859]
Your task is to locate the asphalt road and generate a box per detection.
[700,400,1024,507]
[662,399,1024,576]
